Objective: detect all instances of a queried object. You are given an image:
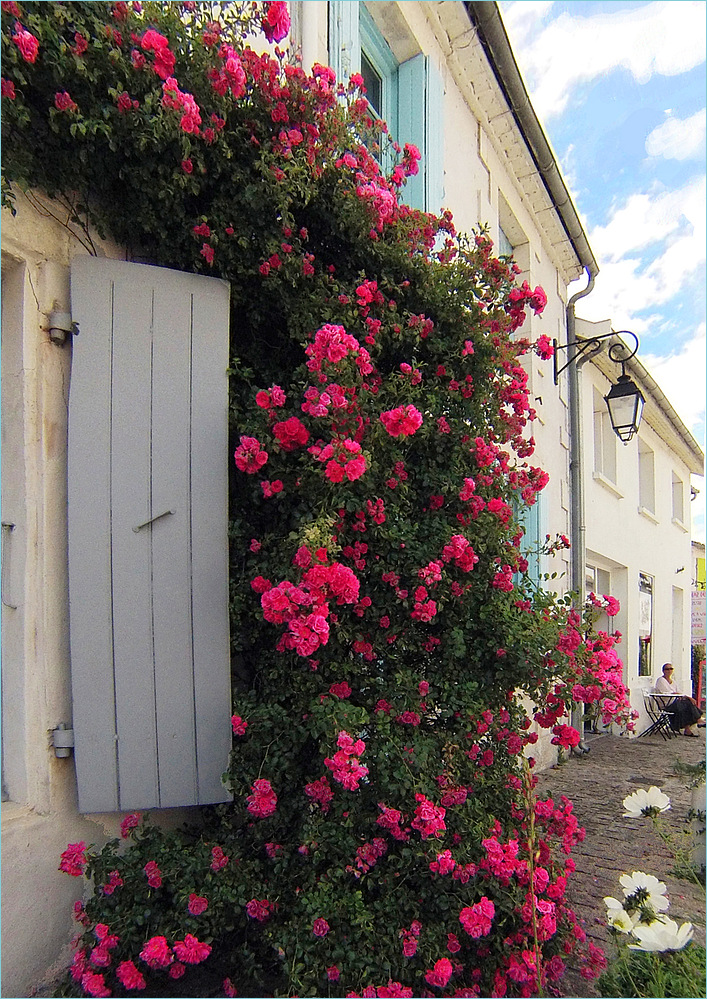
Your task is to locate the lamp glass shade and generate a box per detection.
[604,375,645,443]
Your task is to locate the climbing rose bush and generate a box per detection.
[3,1,635,995]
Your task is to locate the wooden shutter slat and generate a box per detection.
[109,277,159,809]
[190,283,231,804]
[150,280,199,808]
[68,270,119,812]
[328,0,360,86]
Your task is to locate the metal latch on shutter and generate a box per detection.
[132,509,176,533]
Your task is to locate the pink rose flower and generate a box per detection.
[12,22,39,63]
[261,1,290,42]
[188,893,208,915]
[139,935,173,969]
[172,933,211,964]
[120,812,141,838]
[116,960,146,990]
[59,842,87,877]
[425,958,453,988]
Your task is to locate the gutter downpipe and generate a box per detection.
[567,265,598,749]
[567,265,597,602]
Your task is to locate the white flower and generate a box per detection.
[604,897,640,934]
[629,918,695,952]
[623,786,671,818]
[619,871,670,912]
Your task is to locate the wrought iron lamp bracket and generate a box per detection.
[552,330,639,384]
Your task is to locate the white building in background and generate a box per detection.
[574,319,704,730]
[1,2,703,994]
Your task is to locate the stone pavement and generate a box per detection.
[535,729,706,997]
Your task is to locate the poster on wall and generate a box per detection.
[692,590,706,644]
[639,588,652,637]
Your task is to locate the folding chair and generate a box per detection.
[640,691,677,740]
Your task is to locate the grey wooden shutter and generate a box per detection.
[68,258,232,812]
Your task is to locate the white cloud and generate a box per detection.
[645,108,707,160]
[499,1,554,40]
[500,2,707,120]
[642,325,706,542]
[574,175,706,322]
[641,323,706,441]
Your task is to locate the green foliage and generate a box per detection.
[598,944,707,999]
[4,2,636,995]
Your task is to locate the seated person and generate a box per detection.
[654,663,703,737]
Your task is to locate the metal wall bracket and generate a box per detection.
[44,310,79,346]
[52,723,75,758]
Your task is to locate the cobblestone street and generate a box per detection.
[536,731,706,997]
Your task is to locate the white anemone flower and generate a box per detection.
[619,871,670,912]
[629,918,694,952]
[623,786,671,818]
[604,897,640,934]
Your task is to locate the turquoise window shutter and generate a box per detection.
[524,495,542,587]
[511,492,544,589]
[68,259,232,812]
[398,54,426,211]
[328,0,360,86]
[398,55,445,213]
[328,4,445,214]
[425,58,445,214]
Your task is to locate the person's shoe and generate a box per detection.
[684,730,699,737]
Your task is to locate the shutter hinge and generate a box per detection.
[44,310,79,346]
[51,722,75,758]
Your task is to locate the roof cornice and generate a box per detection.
[463,1,598,278]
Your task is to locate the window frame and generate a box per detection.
[593,388,617,484]
[672,472,685,526]
[359,2,399,157]
[638,438,655,515]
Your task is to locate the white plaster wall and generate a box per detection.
[581,360,695,733]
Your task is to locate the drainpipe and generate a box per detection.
[567,265,597,600]
[566,265,598,750]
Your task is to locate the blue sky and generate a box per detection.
[499,0,706,540]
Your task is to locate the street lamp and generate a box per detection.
[553,329,645,444]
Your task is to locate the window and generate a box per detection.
[586,564,611,630]
[638,439,655,514]
[360,7,397,131]
[498,195,530,273]
[328,1,444,213]
[586,565,611,599]
[593,388,616,483]
[498,225,514,258]
[672,472,685,525]
[638,573,653,677]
